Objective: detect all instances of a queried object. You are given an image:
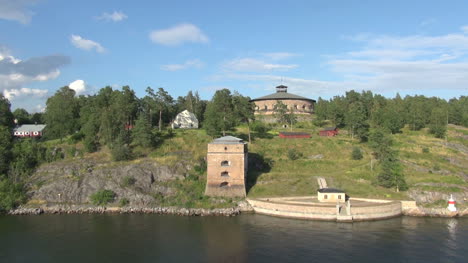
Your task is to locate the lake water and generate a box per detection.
[0,214,466,263]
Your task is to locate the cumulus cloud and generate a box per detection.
[70,35,106,53]
[160,59,204,71]
[149,23,209,46]
[0,50,69,108]
[223,58,298,72]
[0,0,36,24]
[3,87,48,101]
[96,11,127,22]
[68,79,88,95]
[212,27,468,99]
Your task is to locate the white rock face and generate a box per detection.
[172,110,199,129]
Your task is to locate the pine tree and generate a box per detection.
[132,114,155,147]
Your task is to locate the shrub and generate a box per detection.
[251,121,269,134]
[121,176,136,187]
[0,179,26,212]
[90,189,116,206]
[111,144,132,161]
[119,198,129,207]
[351,147,363,160]
[287,149,302,160]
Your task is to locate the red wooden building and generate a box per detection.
[13,124,46,138]
[319,127,338,137]
[279,132,311,139]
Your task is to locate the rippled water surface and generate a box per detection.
[0,214,466,262]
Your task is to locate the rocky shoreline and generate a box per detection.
[403,207,468,218]
[8,206,244,216]
[7,204,467,218]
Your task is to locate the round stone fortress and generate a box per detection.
[250,85,316,115]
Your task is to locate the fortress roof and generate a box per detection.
[250,85,316,102]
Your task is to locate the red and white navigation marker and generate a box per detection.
[447,194,457,212]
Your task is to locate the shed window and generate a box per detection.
[221,160,230,167]
[220,182,229,187]
[324,194,328,199]
[221,171,229,177]
[338,195,342,200]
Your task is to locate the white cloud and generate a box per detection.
[160,59,204,71]
[223,58,298,72]
[462,25,468,34]
[3,87,48,101]
[0,0,36,24]
[70,35,105,53]
[262,52,299,60]
[68,79,88,94]
[149,23,209,46]
[96,11,127,22]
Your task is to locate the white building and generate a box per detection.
[171,110,199,129]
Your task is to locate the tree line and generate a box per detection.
[0,86,467,210]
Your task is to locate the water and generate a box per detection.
[0,214,466,263]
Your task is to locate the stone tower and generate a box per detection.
[205,136,248,197]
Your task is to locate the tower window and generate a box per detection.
[224,147,228,151]
[221,171,229,177]
[221,160,230,167]
[220,182,229,187]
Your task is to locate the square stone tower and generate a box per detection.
[205,136,248,197]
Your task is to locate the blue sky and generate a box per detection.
[1,0,468,112]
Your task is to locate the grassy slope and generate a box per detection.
[38,123,467,207]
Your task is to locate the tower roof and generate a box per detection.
[211,136,245,144]
[250,85,315,102]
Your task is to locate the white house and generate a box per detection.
[172,110,199,129]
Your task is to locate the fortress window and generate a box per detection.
[221,171,229,177]
[221,161,230,167]
[324,194,328,199]
[220,182,229,187]
[224,147,228,151]
[302,105,306,110]
[264,105,268,110]
[294,105,298,109]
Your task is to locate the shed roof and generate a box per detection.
[211,136,245,144]
[14,124,46,133]
[322,127,337,131]
[317,188,345,193]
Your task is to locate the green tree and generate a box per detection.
[0,95,14,128]
[44,86,80,141]
[232,93,255,143]
[429,108,447,139]
[0,179,26,212]
[273,101,289,124]
[345,101,369,141]
[12,108,31,125]
[377,151,408,192]
[203,89,236,136]
[0,126,12,175]
[351,147,363,160]
[131,113,155,147]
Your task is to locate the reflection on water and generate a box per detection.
[0,214,467,263]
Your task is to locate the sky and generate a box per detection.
[1,0,468,112]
